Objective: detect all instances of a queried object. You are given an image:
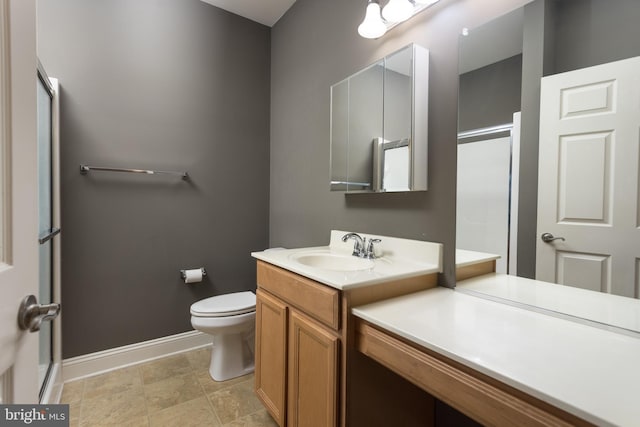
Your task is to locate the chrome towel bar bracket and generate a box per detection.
[80,165,189,180]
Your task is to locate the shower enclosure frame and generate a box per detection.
[36,60,62,404]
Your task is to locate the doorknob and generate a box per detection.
[17,295,60,332]
[541,232,566,243]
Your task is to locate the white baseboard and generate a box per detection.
[62,330,211,383]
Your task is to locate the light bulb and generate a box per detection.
[382,0,414,23]
[358,1,387,39]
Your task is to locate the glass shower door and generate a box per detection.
[37,69,54,397]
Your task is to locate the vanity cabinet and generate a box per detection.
[255,261,341,427]
[254,259,439,427]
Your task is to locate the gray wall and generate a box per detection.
[37,0,270,358]
[458,54,523,132]
[270,0,531,285]
[553,0,640,75]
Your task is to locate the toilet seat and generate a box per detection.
[190,291,256,317]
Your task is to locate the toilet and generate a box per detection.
[190,291,256,381]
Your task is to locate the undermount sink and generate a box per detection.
[292,252,375,271]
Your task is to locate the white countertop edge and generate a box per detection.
[455,249,501,267]
[352,288,638,427]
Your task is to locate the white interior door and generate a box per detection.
[0,0,40,404]
[536,56,640,298]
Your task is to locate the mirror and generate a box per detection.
[456,0,640,331]
[330,43,429,193]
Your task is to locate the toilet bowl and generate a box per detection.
[190,291,256,381]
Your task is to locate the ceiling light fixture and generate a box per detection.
[358,0,388,39]
[358,0,441,39]
[382,0,414,23]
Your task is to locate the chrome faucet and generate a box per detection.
[342,232,365,257]
[341,233,381,259]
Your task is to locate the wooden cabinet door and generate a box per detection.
[288,310,339,427]
[255,290,288,426]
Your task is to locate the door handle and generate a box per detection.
[17,295,60,332]
[38,227,60,244]
[541,232,566,243]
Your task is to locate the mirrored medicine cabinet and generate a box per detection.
[330,43,429,193]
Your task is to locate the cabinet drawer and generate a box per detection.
[257,261,340,330]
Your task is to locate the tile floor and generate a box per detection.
[60,347,278,427]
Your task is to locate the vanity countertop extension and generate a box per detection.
[352,287,640,427]
[457,273,640,333]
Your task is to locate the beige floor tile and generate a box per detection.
[222,409,278,427]
[185,346,212,372]
[149,396,222,427]
[79,415,149,427]
[208,379,263,425]
[68,400,81,425]
[139,354,192,385]
[79,387,147,426]
[61,379,85,404]
[83,366,143,399]
[70,351,265,426]
[144,372,203,412]
[197,370,253,395]
[119,416,150,427]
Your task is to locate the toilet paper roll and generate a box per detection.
[183,268,203,284]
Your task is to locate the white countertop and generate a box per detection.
[352,287,640,427]
[455,249,500,267]
[458,273,640,333]
[252,230,442,290]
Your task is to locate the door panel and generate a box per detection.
[288,311,338,427]
[560,79,615,118]
[0,0,39,403]
[537,56,640,298]
[558,132,611,223]
[254,290,287,427]
[556,251,611,293]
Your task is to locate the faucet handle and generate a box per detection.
[365,238,382,259]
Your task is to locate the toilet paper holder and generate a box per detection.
[180,268,207,280]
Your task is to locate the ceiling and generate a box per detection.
[199,0,298,27]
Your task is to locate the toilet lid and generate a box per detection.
[190,291,256,317]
